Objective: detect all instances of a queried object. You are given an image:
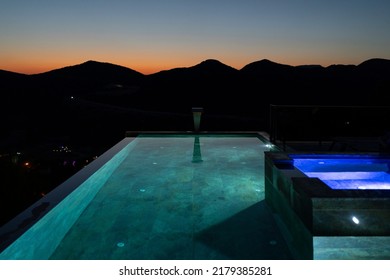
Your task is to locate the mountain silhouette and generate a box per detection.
[28,60,145,94]
[0,70,28,91]
[240,59,293,76]
[0,69,27,80]
[2,57,390,82]
[147,59,238,85]
[189,59,239,75]
[2,58,389,96]
[357,58,390,71]
[1,57,390,131]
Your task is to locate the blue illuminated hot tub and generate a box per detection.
[265,152,390,260]
[293,157,390,190]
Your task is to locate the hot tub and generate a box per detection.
[265,152,390,260]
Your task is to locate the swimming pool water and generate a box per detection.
[0,134,292,260]
[293,157,390,190]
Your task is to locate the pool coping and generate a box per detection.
[126,130,270,139]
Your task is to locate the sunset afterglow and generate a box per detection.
[1,1,390,74]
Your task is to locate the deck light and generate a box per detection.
[352,216,360,224]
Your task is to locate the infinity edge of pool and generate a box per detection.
[0,132,273,259]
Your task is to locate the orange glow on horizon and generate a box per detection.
[0,55,374,75]
[1,59,199,75]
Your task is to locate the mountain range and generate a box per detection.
[1,58,390,137]
[2,57,390,101]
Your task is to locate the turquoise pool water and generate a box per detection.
[0,134,292,260]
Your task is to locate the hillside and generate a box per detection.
[1,57,390,132]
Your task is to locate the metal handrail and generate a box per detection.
[269,104,390,145]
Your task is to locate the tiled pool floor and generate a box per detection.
[48,136,292,259]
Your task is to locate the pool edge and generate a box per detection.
[0,137,136,255]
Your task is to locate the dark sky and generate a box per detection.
[1,0,390,74]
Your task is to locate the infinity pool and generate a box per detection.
[0,133,291,260]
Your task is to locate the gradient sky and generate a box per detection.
[1,0,390,74]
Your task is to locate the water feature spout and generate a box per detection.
[192,107,203,133]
